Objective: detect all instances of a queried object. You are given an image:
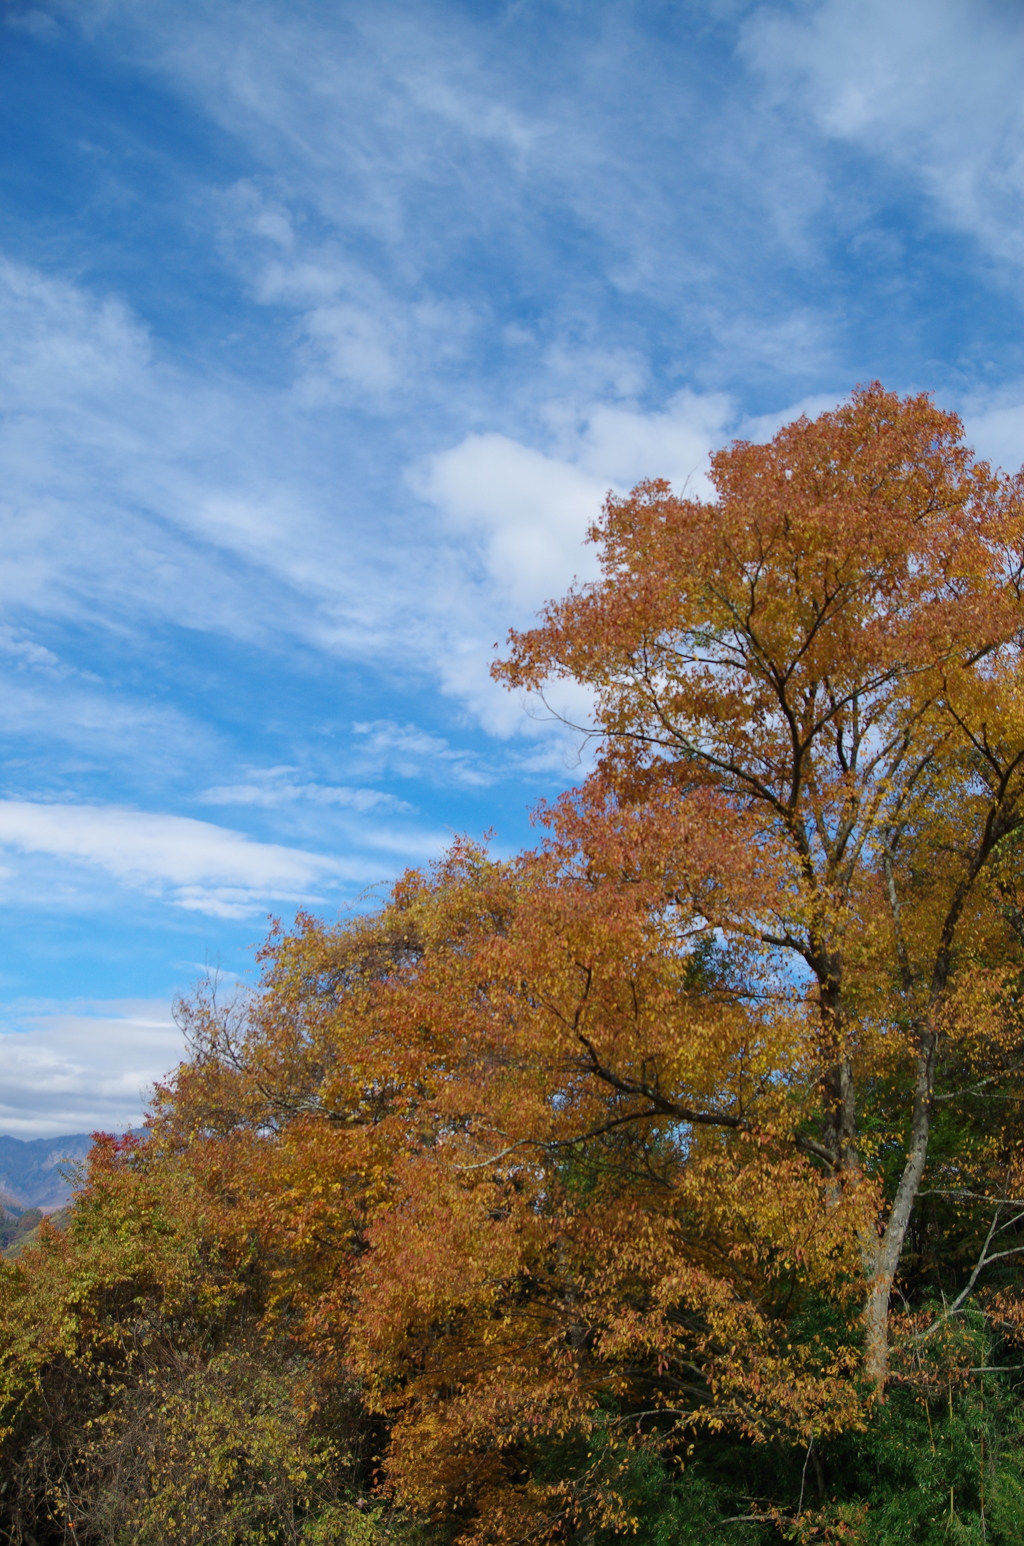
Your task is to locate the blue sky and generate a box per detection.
[1,0,1023,1135]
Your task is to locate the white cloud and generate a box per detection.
[10,0,1017,772]
[963,396,1024,475]
[414,389,735,733]
[0,234,856,762]
[0,800,352,918]
[0,241,732,751]
[0,999,184,1138]
[419,389,732,612]
[420,434,606,609]
[570,390,732,495]
[53,0,844,382]
[0,8,872,755]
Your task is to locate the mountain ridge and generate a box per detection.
[0,1133,95,1211]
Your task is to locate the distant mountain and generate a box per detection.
[0,1133,95,1211]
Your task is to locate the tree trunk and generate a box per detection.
[823,1056,858,1172]
[861,1030,936,1393]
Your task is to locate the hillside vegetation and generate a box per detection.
[3,387,1024,1544]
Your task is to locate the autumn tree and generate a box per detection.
[156,849,876,1539]
[495,382,1024,1391]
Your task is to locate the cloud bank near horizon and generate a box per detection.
[0,1000,185,1139]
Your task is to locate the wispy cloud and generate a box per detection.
[0,255,377,648]
[0,626,71,676]
[0,801,353,918]
[741,0,1024,267]
[52,0,846,390]
[351,720,496,787]
[222,184,476,406]
[0,672,215,775]
[200,767,410,812]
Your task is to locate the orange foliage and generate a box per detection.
[495,382,1024,1391]
[155,825,872,1538]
